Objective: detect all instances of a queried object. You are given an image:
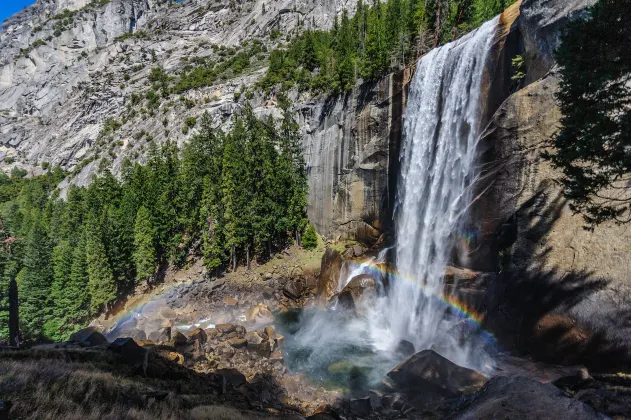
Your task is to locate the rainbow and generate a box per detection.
[341,259,497,346]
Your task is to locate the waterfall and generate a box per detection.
[278,17,500,385]
[369,17,500,369]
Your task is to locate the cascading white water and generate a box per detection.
[367,16,500,369]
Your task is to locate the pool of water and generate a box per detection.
[274,308,406,393]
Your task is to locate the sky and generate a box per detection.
[0,0,36,25]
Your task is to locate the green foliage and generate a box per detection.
[133,206,156,283]
[0,104,309,342]
[302,224,318,250]
[259,0,517,94]
[510,54,525,82]
[185,117,197,128]
[544,0,631,227]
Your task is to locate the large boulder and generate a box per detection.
[109,337,148,374]
[387,350,487,397]
[68,327,108,347]
[336,274,378,313]
[283,278,306,300]
[452,376,605,420]
[317,248,344,301]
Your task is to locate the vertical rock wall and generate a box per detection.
[299,69,411,244]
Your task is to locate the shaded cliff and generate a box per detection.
[465,0,631,369]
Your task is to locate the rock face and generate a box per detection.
[473,73,631,369]
[453,375,605,420]
[519,0,597,83]
[463,0,631,370]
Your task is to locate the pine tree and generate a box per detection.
[133,205,156,283]
[302,224,318,250]
[86,215,116,314]
[18,215,53,340]
[66,232,89,325]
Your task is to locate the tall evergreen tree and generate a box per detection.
[133,205,156,283]
[86,215,116,314]
[18,215,53,340]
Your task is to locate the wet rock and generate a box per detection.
[160,306,177,319]
[217,368,246,389]
[352,245,366,257]
[318,248,344,301]
[350,396,372,416]
[453,376,605,420]
[125,329,147,341]
[68,327,108,347]
[171,331,188,346]
[283,278,305,300]
[387,350,487,397]
[337,274,377,313]
[395,340,415,357]
[342,247,355,259]
[216,323,236,334]
[206,328,219,340]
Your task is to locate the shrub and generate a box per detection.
[302,224,318,250]
[185,117,197,128]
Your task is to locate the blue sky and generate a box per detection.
[1,0,36,25]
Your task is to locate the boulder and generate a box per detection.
[216,323,236,334]
[148,327,171,343]
[158,350,184,365]
[453,376,605,420]
[337,274,377,312]
[246,331,272,357]
[228,338,248,348]
[171,331,187,346]
[217,368,246,389]
[283,278,305,300]
[68,327,108,347]
[317,248,344,301]
[124,329,147,341]
[350,396,372,417]
[160,306,177,319]
[395,340,415,357]
[245,303,274,324]
[109,337,148,374]
[186,328,208,345]
[387,350,487,397]
[223,297,239,306]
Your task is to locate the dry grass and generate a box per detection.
[0,349,294,420]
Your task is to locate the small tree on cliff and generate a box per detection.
[544,0,631,227]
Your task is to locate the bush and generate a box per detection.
[185,117,197,128]
[302,224,318,250]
